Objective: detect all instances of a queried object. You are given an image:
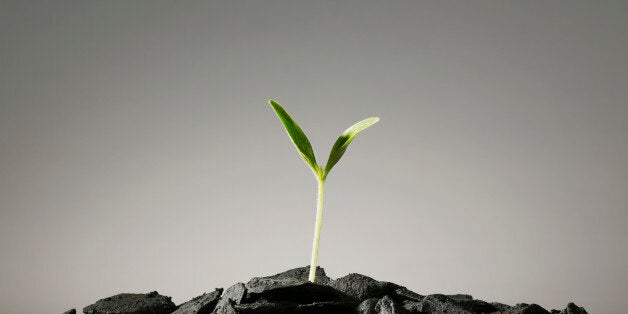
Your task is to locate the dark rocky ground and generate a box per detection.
[71,266,588,314]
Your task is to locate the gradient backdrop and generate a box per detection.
[1,1,627,313]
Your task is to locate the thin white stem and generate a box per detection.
[308,178,325,282]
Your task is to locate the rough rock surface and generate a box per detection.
[417,294,499,313]
[374,295,407,314]
[244,266,345,304]
[212,283,246,314]
[248,265,331,285]
[495,303,551,314]
[172,288,223,314]
[392,287,423,302]
[83,291,176,314]
[329,273,401,301]
[80,266,588,314]
[563,302,588,314]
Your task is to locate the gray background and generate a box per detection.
[1,1,626,313]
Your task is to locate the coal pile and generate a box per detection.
[72,266,587,314]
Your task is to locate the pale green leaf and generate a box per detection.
[323,117,379,179]
[268,99,320,175]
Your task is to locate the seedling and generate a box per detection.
[268,99,379,282]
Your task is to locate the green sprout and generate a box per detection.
[268,99,379,282]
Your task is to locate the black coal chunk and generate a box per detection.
[376,295,409,314]
[329,273,402,301]
[212,283,246,314]
[245,266,330,295]
[495,303,550,314]
[401,299,422,313]
[233,300,297,313]
[449,294,473,302]
[294,301,357,314]
[358,295,409,314]
[173,288,223,314]
[82,291,176,314]
[416,294,499,313]
[492,302,512,311]
[559,302,588,314]
[233,300,354,314]
[245,266,351,304]
[63,309,76,314]
[392,287,423,303]
[257,265,331,284]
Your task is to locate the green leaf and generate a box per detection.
[323,117,379,179]
[268,99,321,176]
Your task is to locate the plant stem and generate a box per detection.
[308,177,325,282]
